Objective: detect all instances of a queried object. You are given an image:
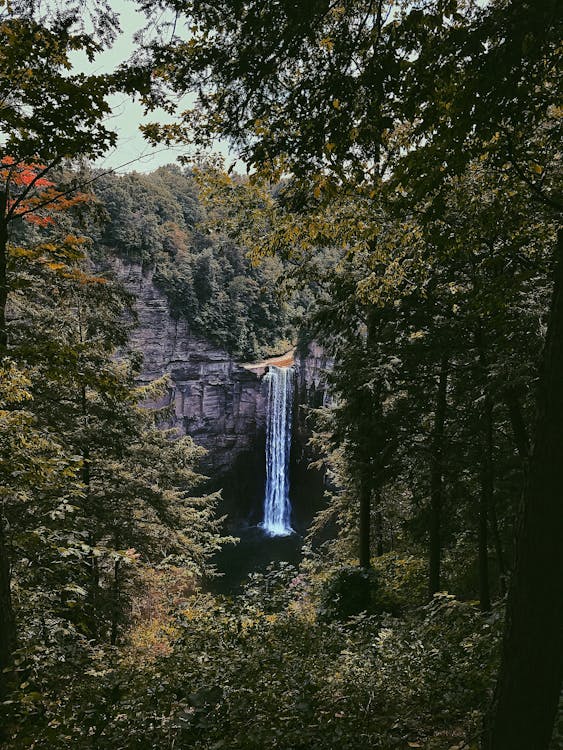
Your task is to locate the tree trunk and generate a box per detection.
[489,497,507,598]
[0,513,16,681]
[504,387,530,462]
[360,307,380,571]
[375,506,384,557]
[483,228,563,750]
[478,393,492,612]
[359,481,371,569]
[0,207,16,680]
[110,557,121,646]
[429,354,448,597]
[0,199,8,353]
[487,422,507,599]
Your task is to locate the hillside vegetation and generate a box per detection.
[92,166,297,360]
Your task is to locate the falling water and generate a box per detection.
[260,365,294,536]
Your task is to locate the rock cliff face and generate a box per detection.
[99,257,332,527]
[295,341,334,409]
[101,257,268,475]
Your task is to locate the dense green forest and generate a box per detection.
[0,1,561,750]
[92,166,298,359]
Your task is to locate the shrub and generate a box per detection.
[371,552,428,613]
[318,565,378,621]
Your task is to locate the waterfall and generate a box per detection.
[260,365,294,536]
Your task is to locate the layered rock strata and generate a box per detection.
[99,258,332,479]
[100,257,268,474]
[295,341,334,408]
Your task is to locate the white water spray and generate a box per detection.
[260,365,294,536]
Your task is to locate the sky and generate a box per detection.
[78,0,236,174]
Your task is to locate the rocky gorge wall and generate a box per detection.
[99,257,268,475]
[100,258,331,489]
[295,341,334,409]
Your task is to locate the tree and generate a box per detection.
[1,217,227,706]
[0,0,148,672]
[0,358,80,689]
[91,165,295,359]
[482,229,563,749]
[0,0,131,348]
[144,1,562,744]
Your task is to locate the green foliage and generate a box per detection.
[239,560,300,613]
[145,0,561,212]
[0,0,154,675]
[1,569,503,750]
[0,4,122,162]
[91,166,296,359]
[0,180,229,719]
[318,565,377,622]
[2,1,561,747]
[311,554,426,622]
[137,4,562,740]
[300,153,555,601]
[371,553,428,614]
[368,595,503,739]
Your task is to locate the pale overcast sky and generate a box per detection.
[81,0,236,173]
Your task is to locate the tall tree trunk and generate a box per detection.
[359,481,371,569]
[429,354,448,597]
[361,306,380,571]
[375,505,384,557]
[110,557,121,646]
[82,440,99,624]
[0,513,16,681]
[489,497,507,598]
[0,199,8,353]
[478,393,492,612]
[483,229,563,750]
[504,387,530,461]
[0,206,16,680]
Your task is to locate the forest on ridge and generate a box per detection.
[0,1,561,749]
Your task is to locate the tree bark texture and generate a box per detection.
[504,387,530,462]
[0,514,16,679]
[0,199,8,353]
[0,206,16,679]
[478,393,493,613]
[375,506,384,557]
[110,558,121,646]
[359,482,371,569]
[429,354,448,597]
[483,229,563,750]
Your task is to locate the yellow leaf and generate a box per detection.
[332,98,340,109]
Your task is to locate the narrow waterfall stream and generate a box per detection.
[261,365,295,536]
